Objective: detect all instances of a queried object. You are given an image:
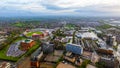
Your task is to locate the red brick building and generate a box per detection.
[20,39,35,51]
[32,33,44,40]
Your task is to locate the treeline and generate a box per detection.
[11,21,40,28]
[0,36,20,50]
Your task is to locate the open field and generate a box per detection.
[26,31,43,37]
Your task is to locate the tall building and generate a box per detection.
[31,47,43,68]
[66,43,83,55]
[41,43,54,54]
[110,36,117,46]
[106,34,117,46]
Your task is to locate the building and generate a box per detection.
[16,57,30,68]
[56,62,76,68]
[41,43,54,54]
[117,44,120,52]
[86,64,96,68]
[96,48,113,55]
[99,57,119,68]
[97,39,107,49]
[64,56,76,63]
[0,62,11,68]
[54,50,64,57]
[32,33,44,40]
[43,30,49,36]
[76,32,98,40]
[91,52,100,64]
[116,44,120,64]
[110,36,117,46]
[75,58,83,66]
[96,48,119,68]
[20,39,35,51]
[66,43,83,55]
[106,34,117,46]
[82,51,92,60]
[44,54,60,63]
[31,47,43,68]
[40,62,55,68]
[0,31,6,35]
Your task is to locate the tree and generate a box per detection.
[95,62,105,68]
[79,60,91,68]
[72,31,76,43]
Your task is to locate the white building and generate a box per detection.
[66,43,83,55]
[76,32,98,40]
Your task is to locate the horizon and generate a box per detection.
[0,0,120,17]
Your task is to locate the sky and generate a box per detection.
[0,0,120,17]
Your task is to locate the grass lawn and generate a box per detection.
[12,22,24,27]
[96,24,112,30]
[26,31,43,37]
[24,44,40,56]
[0,44,20,62]
[0,44,40,62]
[0,37,40,62]
[0,37,26,62]
[65,24,76,30]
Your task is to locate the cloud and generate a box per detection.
[0,0,120,16]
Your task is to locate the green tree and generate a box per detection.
[72,31,76,43]
[95,62,105,68]
[79,60,91,68]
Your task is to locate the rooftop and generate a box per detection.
[86,64,96,68]
[22,39,33,43]
[0,62,11,68]
[56,62,76,68]
[54,50,64,57]
[44,54,60,62]
[31,47,43,61]
[66,43,83,55]
[76,32,98,39]
[66,43,82,47]
[40,62,55,68]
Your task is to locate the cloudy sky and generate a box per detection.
[0,0,120,16]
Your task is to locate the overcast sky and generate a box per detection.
[0,0,120,16]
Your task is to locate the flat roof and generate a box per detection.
[76,32,98,39]
[22,39,33,43]
[54,50,64,56]
[40,62,55,68]
[86,64,96,68]
[66,43,82,47]
[57,62,76,68]
[83,51,92,57]
[31,47,42,58]
[45,55,60,62]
